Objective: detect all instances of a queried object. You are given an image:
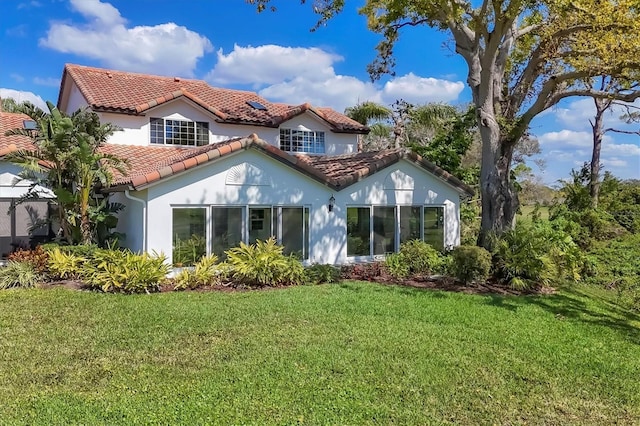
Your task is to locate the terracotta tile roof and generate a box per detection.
[59,64,368,133]
[0,112,36,156]
[101,135,473,196]
[296,150,474,196]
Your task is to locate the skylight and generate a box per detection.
[247,101,267,111]
[23,120,37,130]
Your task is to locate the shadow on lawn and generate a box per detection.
[485,287,640,345]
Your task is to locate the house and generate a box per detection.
[3,63,473,265]
[0,112,53,257]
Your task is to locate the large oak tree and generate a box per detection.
[248,0,640,248]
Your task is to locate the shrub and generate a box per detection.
[304,263,341,285]
[47,247,86,280]
[449,245,491,284]
[494,222,584,290]
[384,252,410,279]
[225,238,304,286]
[7,246,49,274]
[174,255,222,290]
[585,234,640,311]
[83,249,170,293]
[398,240,442,276]
[0,261,42,289]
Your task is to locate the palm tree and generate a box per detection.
[5,102,126,244]
[345,101,393,151]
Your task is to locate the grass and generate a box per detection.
[518,204,550,222]
[1,282,639,425]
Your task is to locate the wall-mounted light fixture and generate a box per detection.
[328,195,336,212]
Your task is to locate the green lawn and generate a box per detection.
[1,282,639,425]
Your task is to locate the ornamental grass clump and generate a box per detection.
[0,261,42,289]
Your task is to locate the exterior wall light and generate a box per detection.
[328,195,336,212]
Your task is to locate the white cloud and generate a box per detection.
[207,44,341,85]
[33,77,61,87]
[0,88,48,110]
[206,44,464,111]
[554,97,640,132]
[537,130,595,148]
[602,143,640,156]
[39,0,212,77]
[602,157,629,168]
[381,73,465,105]
[260,75,381,110]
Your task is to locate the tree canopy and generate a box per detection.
[249,0,640,248]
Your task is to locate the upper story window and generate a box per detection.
[279,128,325,154]
[150,118,209,146]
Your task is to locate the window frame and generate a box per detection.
[150,117,209,147]
[346,204,446,259]
[279,128,326,154]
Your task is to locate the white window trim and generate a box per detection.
[279,128,326,154]
[150,117,209,147]
[346,204,447,260]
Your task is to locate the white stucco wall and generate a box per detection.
[118,149,463,265]
[68,94,358,154]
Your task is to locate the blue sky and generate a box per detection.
[1,0,638,184]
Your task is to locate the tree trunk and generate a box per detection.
[589,98,605,209]
[477,112,519,250]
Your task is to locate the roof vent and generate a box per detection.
[247,100,267,111]
[174,77,180,82]
[106,72,112,78]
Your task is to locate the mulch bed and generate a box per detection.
[38,275,554,296]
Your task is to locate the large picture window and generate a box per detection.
[150,118,209,146]
[212,207,243,258]
[347,207,371,256]
[347,205,446,258]
[424,206,444,249]
[172,208,206,266]
[279,128,325,154]
[373,207,396,255]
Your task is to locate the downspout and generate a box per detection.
[124,189,147,252]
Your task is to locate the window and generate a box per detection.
[150,117,209,146]
[279,128,325,154]
[212,207,243,258]
[172,208,206,266]
[347,207,371,256]
[373,207,396,255]
[347,205,446,258]
[276,207,310,259]
[424,206,444,249]
[400,206,421,244]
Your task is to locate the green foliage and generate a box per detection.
[174,255,222,290]
[408,106,476,176]
[173,234,206,267]
[398,240,442,276]
[83,249,169,293]
[449,245,492,284]
[585,234,640,311]
[7,246,49,274]
[225,238,304,286]
[0,261,42,289]
[304,264,341,285]
[384,252,410,279]
[4,101,127,245]
[494,222,584,290]
[599,173,640,234]
[46,247,85,280]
